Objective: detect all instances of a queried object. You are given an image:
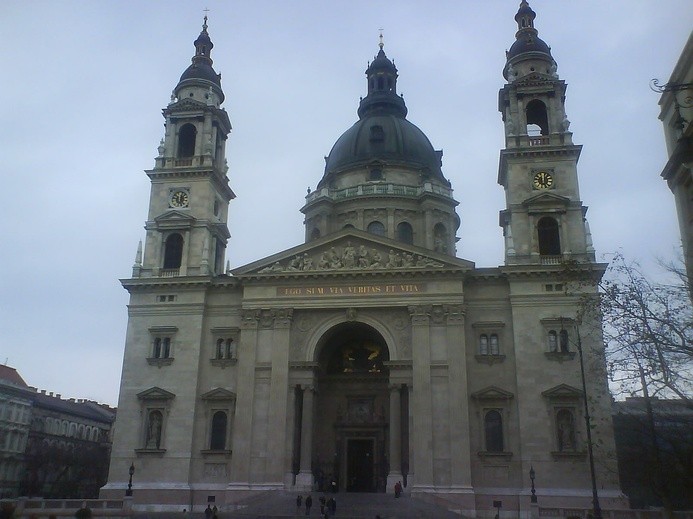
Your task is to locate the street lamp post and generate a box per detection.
[126,463,135,497]
[529,465,537,504]
[575,328,602,519]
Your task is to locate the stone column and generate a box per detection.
[267,309,293,487]
[228,309,259,490]
[295,385,315,489]
[386,383,402,492]
[409,305,433,490]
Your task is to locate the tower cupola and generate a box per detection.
[503,0,555,81]
[175,16,224,103]
[358,36,407,119]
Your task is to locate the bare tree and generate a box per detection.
[598,254,692,405]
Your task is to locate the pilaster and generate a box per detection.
[445,304,473,490]
[266,308,293,483]
[295,385,315,489]
[408,304,433,490]
[228,309,259,488]
[386,383,402,491]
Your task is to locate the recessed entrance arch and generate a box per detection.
[311,322,391,493]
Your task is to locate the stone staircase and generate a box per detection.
[219,491,465,519]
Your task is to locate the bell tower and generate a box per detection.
[135,17,234,278]
[498,1,595,265]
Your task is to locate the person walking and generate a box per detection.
[296,494,303,514]
[204,504,212,519]
[305,494,312,515]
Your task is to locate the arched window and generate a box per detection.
[311,228,321,241]
[556,409,576,451]
[484,410,504,452]
[526,100,549,136]
[489,334,499,355]
[377,77,384,90]
[433,223,448,253]
[479,334,488,355]
[537,217,560,256]
[367,221,385,236]
[396,222,413,244]
[177,123,197,158]
[210,411,228,450]
[548,330,558,352]
[163,233,184,269]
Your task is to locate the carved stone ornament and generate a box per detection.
[257,242,443,274]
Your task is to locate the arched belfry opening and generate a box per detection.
[526,99,549,136]
[294,321,405,493]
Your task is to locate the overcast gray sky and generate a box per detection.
[1,1,691,406]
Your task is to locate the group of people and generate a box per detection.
[203,504,218,519]
[296,494,337,517]
[394,480,403,498]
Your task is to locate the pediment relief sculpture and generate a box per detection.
[257,242,443,274]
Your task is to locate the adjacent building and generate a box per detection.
[0,366,116,499]
[659,32,693,284]
[103,2,624,515]
[0,366,32,499]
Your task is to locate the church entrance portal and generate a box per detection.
[346,438,375,492]
[311,322,391,493]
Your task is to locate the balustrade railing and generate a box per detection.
[305,182,452,204]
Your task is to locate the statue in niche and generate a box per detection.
[557,410,576,451]
[146,411,162,449]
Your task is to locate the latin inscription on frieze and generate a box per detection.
[277,283,425,297]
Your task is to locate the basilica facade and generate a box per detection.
[102,2,624,515]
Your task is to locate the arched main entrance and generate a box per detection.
[312,322,390,493]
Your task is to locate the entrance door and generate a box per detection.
[346,438,374,492]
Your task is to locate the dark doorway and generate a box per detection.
[347,438,374,492]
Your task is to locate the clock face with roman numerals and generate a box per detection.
[532,171,553,189]
[169,190,189,208]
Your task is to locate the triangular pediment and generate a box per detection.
[513,72,557,88]
[471,385,514,401]
[541,384,582,400]
[167,96,206,112]
[153,210,197,229]
[232,228,474,278]
[523,192,570,210]
[200,388,237,401]
[137,386,176,401]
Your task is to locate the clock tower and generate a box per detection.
[136,17,234,279]
[498,1,594,265]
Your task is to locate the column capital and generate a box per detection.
[389,383,403,393]
[240,309,260,329]
[408,305,431,325]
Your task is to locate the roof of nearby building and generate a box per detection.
[32,391,116,423]
[0,364,29,388]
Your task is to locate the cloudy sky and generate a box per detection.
[1,1,691,406]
